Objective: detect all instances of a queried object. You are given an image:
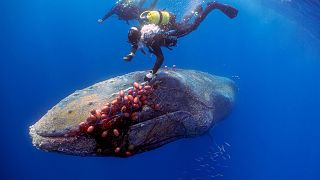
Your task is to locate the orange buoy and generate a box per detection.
[113,129,120,137]
[101,113,108,120]
[101,106,109,113]
[144,85,151,90]
[87,126,94,133]
[133,82,139,89]
[134,97,140,104]
[101,131,108,138]
[79,122,85,127]
[115,147,121,153]
[87,115,97,123]
[95,109,101,119]
[79,122,88,131]
[128,89,133,95]
[133,103,140,109]
[128,95,134,102]
[138,90,145,95]
[119,90,125,97]
[111,99,118,105]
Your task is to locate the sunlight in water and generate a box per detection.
[156,0,203,19]
[115,0,205,19]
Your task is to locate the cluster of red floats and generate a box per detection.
[78,82,160,157]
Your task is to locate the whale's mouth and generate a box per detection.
[29,116,181,157]
[29,124,98,155]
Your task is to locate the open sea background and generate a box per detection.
[1,0,319,179]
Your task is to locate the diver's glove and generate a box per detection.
[144,70,155,82]
[97,19,104,24]
[123,52,134,62]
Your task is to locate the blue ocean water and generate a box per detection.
[1,0,320,179]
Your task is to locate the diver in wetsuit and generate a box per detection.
[98,0,159,24]
[123,1,238,81]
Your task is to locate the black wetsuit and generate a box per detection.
[100,0,159,23]
[126,27,177,74]
[125,2,238,76]
[174,2,238,38]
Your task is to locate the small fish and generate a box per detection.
[221,145,226,152]
[227,154,231,159]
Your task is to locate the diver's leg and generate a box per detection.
[144,45,163,81]
[174,3,211,37]
[181,4,203,24]
[176,1,237,37]
[151,45,164,74]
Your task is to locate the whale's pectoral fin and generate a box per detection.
[128,111,194,151]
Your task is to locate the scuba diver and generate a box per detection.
[123,1,239,81]
[98,0,159,24]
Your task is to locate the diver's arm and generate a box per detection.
[98,8,115,23]
[150,45,164,74]
[123,44,138,61]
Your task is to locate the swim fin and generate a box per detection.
[217,3,238,19]
[208,2,238,19]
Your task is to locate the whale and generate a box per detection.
[29,69,236,157]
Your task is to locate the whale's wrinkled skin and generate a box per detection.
[29,69,236,156]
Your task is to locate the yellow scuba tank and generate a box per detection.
[140,11,171,25]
